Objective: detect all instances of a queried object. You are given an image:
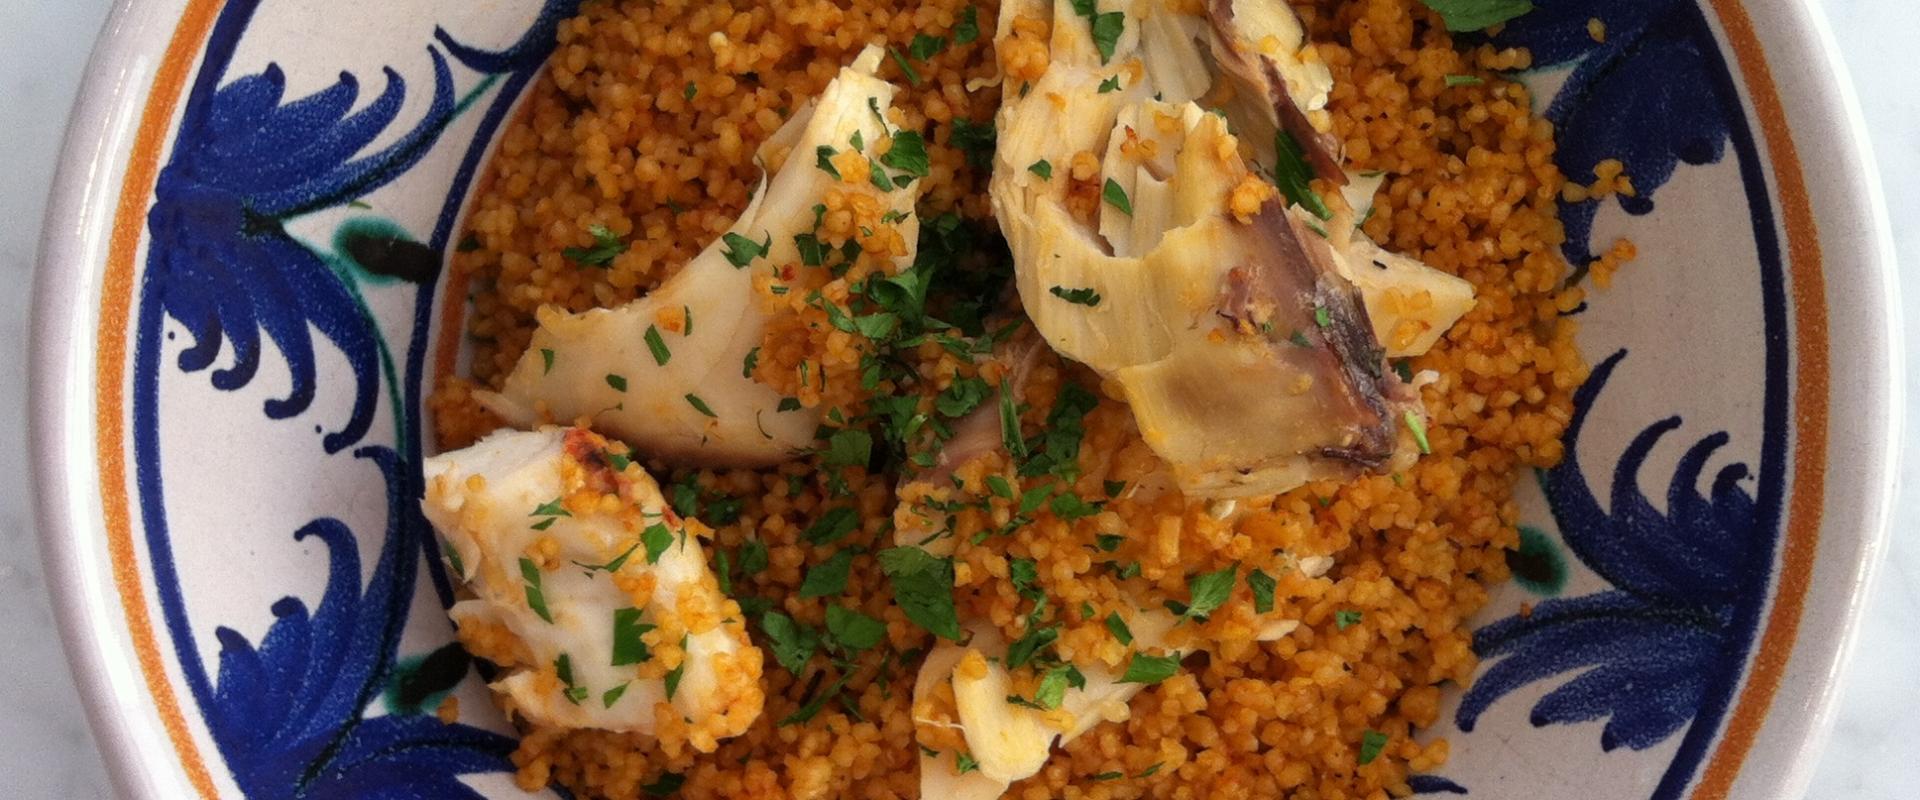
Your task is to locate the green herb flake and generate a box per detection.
[519,558,552,623]
[643,772,686,797]
[1102,178,1133,215]
[1335,609,1364,630]
[1089,11,1125,64]
[721,232,771,268]
[1313,306,1333,328]
[685,393,718,418]
[985,474,1015,500]
[1105,611,1134,645]
[881,131,932,177]
[1418,0,1534,32]
[1178,564,1237,621]
[1405,410,1432,453]
[998,378,1029,458]
[803,506,862,545]
[955,752,980,774]
[563,224,627,267]
[936,376,992,417]
[1358,729,1389,764]
[1004,625,1059,670]
[605,373,628,393]
[457,234,482,252]
[759,611,820,674]
[826,605,887,651]
[1103,480,1127,498]
[1444,73,1484,86]
[909,33,947,61]
[1290,330,1313,347]
[612,607,657,666]
[1248,568,1277,614]
[1137,763,1163,778]
[879,547,963,639]
[1272,130,1334,220]
[539,348,555,375]
[799,549,855,598]
[743,346,761,379]
[1098,75,1122,93]
[1120,651,1182,684]
[888,46,923,86]
[602,682,630,708]
[823,429,874,470]
[644,325,671,366]
[556,652,587,704]
[1033,665,1072,710]
[1093,771,1124,781]
[1050,492,1102,521]
[1028,159,1053,180]
[634,523,673,565]
[1095,533,1123,552]
[1049,285,1102,307]
[663,635,688,699]
[870,161,896,192]
[954,6,981,44]
[1393,359,1415,383]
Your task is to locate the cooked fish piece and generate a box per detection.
[421,426,763,748]
[480,46,924,467]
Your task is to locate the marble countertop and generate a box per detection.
[1,0,1911,796]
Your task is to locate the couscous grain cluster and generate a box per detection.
[430,0,1614,797]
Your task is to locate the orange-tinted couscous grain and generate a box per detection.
[431,0,1602,797]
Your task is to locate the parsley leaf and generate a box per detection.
[953,5,981,44]
[743,346,761,378]
[519,558,552,623]
[1335,609,1364,630]
[1049,285,1101,306]
[1102,178,1132,214]
[1358,729,1390,764]
[1105,611,1133,645]
[1444,73,1484,86]
[881,131,932,177]
[936,376,991,417]
[822,429,874,469]
[644,325,671,366]
[1120,651,1182,684]
[641,523,674,565]
[803,506,862,545]
[540,348,555,374]
[605,373,628,392]
[825,605,887,651]
[1098,75,1122,93]
[612,608,656,666]
[563,224,627,267]
[1405,410,1431,454]
[799,549,855,598]
[1176,564,1237,621]
[1028,159,1053,179]
[1248,568,1277,614]
[1089,11,1125,63]
[1272,130,1333,220]
[721,232,771,267]
[909,33,947,61]
[664,635,688,699]
[1004,625,1059,669]
[759,611,820,674]
[879,547,963,639]
[685,393,718,417]
[888,46,923,86]
[1418,0,1533,32]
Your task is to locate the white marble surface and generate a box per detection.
[0,0,1910,796]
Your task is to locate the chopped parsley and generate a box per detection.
[1419,0,1533,31]
[563,224,626,267]
[935,376,991,417]
[540,348,555,374]
[1120,651,1182,684]
[816,145,842,179]
[743,346,761,378]
[1313,305,1332,328]
[1095,533,1123,552]
[759,611,820,674]
[881,131,932,177]
[798,549,855,598]
[1098,75,1122,93]
[822,429,874,469]
[721,231,771,267]
[908,33,947,61]
[1405,410,1431,453]
[803,506,862,545]
[1335,609,1364,630]
[604,373,628,392]
[685,393,717,417]
[878,547,962,639]
[953,6,981,45]
[641,523,675,565]
[601,682,630,708]
[1272,130,1333,220]
[955,752,980,774]
[1248,568,1277,614]
[519,558,552,623]
[643,773,686,797]
[612,607,656,665]
[1290,330,1313,347]
[684,81,697,101]
[950,118,996,170]
[1171,564,1236,621]
[1444,73,1484,86]
[1102,178,1133,215]
[1028,159,1053,179]
[1105,611,1133,645]
[1050,492,1102,520]
[1358,729,1389,764]
[888,46,923,86]
[663,635,688,699]
[998,378,1028,457]
[644,325,671,366]
[555,652,587,704]
[1049,285,1102,306]
[825,605,887,651]
[1004,624,1059,670]
[1093,771,1124,781]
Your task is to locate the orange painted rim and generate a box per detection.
[81,2,1828,798]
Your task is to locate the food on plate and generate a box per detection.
[424,0,1606,796]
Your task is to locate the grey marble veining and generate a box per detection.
[0,0,1909,796]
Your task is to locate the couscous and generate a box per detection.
[424,0,1609,797]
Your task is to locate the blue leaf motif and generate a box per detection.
[1491,0,1731,266]
[1456,350,1765,753]
[206,447,517,798]
[145,26,458,454]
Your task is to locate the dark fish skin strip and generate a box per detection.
[1217,198,1397,471]
[1204,0,1347,184]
